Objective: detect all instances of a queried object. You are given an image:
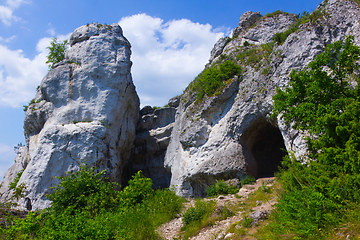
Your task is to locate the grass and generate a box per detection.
[223,179,281,240]
[273,9,328,45]
[206,180,240,197]
[180,198,234,239]
[0,169,185,240]
[186,60,242,102]
[235,42,274,71]
[264,10,290,18]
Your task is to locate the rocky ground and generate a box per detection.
[157,177,277,240]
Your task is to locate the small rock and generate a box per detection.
[250,210,268,225]
[224,232,234,239]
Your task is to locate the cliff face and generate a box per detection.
[163,0,360,197]
[1,0,360,209]
[0,23,140,210]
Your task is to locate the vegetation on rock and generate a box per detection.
[0,164,184,239]
[264,36,360,239]
[273,9,327,45]
[187,60,242,102]
[46,37,68,69]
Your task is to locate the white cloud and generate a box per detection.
[0,35,16,43]
[0,32,71,108]
[0,0,26,26]
[0,38,50,108]
[0,143,15,180]
[119,14,224,107]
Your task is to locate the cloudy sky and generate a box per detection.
[0,0,321,179]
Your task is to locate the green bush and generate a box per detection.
[1,165,184,240]
[47,163,120,215]
[273,9,326,45]
[264,10,289,18]
[182,200,210,226]
[206,180,239,197]
[46,37,68,69]
[267,36,360,238]
[188,60,242,102]
[240,175,256,185]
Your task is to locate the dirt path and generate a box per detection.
[157,177,276,240]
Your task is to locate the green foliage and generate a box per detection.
[23,98,35,112]
[1,165,184,240]
[117,170,154,208]
[273,9,326,45]
[46,37,68,69]
[188,60,242,102]
[181,199,216,239]
[47,164,120,215]
[182,199,212,226]
[268,36,360,238]
[264,10,289,18]
[240,175,256,185]
[242,216,253,228]
[236,42,274,71]
[9,170,23,190]
[206,180,239,197]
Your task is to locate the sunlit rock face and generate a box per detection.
[164,0,360,197]
[0,23,139,210]
[2,0,360,208]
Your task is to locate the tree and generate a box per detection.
[46,37,68,69]
[273,36,360,173]
[269,36,360,238]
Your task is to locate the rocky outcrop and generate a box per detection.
[0,23,139,210]
[2,0,359,208]
[209,11,297,64]
[123,96,181,189]
[165,0,360,197]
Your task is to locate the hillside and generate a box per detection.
[1,0,360,239]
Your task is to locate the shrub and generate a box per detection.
[206,180,239,197]
[188,60,242,102]
[46,37,68,69]
[267,36,360,238]
[1,166,184,240]
[182,199,211,226]
[241,175,256,185]
[273,9,326,45]
[47,163,120,215]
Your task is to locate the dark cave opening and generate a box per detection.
[240,117,287,178]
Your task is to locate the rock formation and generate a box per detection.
[1,0,360,208]
[0,23,139,210]
[164,0,360,197]
[123,98,179,189]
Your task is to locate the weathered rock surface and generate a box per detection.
[209,11,297,64]
[2,0,359,208]
[0,23,139,210]
[123,104,176,189]
[165,0,360,197]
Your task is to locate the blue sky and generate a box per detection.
[0,0,322,179]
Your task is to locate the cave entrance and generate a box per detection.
[240,117,287,178]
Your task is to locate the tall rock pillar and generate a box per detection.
[0,23,140,210]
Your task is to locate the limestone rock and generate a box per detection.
[124,106,176,188]
[1,23,139,210]
[250,210,269,225]
[209,37,230,63]
[165,0,360,197]
[232,11,262,38]
[210,12,297,64]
